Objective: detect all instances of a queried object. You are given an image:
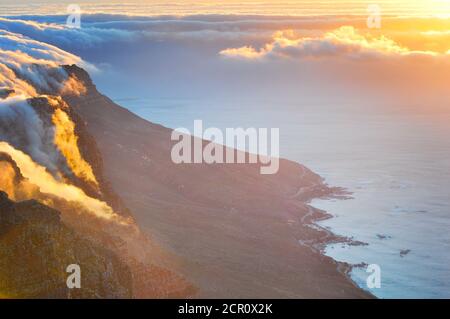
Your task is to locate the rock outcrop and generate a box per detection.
[0,191,133,298]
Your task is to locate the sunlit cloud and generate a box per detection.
[0,27,95,99]
[0,27,129,227]
[220,26,449,60]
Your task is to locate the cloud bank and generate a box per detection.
[2,14,448,116]
[0,28,87,97]
[220,26,448,60]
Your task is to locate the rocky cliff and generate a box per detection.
[0,191,132,298]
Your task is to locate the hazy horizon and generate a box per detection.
[2,0,450,17]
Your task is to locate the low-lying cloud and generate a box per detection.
[220,26,449,60]
[0,23,123,226]
[0,29,89,98]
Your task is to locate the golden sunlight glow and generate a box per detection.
[60,75,87,96]
[220,26,447,60]
[2,1,450,17]
[52,108,99,187]
[0,141,128,224]
[0,161,39,201]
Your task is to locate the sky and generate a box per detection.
[1,0,450,17]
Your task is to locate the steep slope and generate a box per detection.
[0,133,194,299]
[0,34,195,298]
[64,65,372,298]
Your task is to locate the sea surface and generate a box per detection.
[109,96,450,299]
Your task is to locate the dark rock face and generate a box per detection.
[0,191,133,299]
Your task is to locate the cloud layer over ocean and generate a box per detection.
[1,14,449,110]
[220,26,450,60]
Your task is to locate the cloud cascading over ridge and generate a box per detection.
[0,29,89,97]
[1,14,448,107]
[0,26,129,226]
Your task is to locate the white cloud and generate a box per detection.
[0,28,92,98]
[220,26,448,60]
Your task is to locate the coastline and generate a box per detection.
[303,201,375,298]
[291,176,375,298]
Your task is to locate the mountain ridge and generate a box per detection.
[62,64,372,298]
